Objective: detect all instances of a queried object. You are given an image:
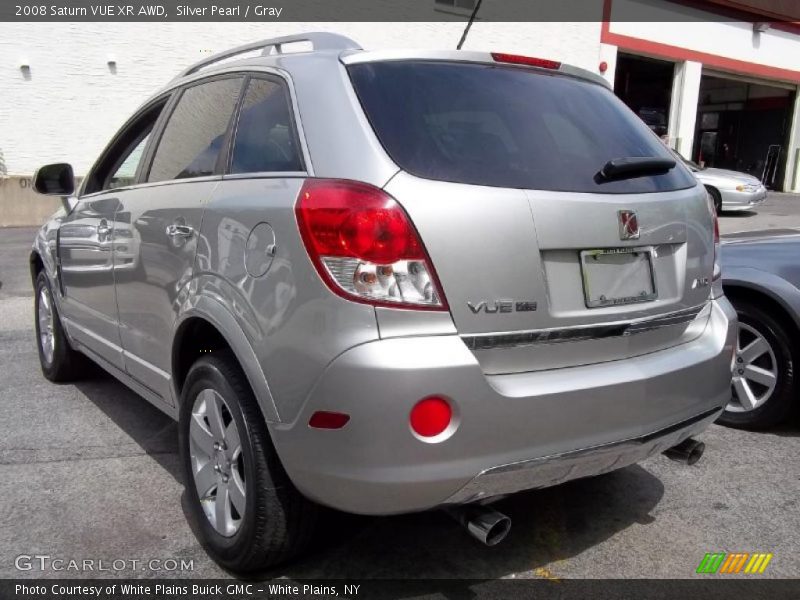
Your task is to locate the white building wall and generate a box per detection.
[598,43,619,86]
[0,21,602,176]
[611,0,800,75]
[668,60,703,159]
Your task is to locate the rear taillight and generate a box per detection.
[295,179,448,310]
[491,52,561,70]
[708,191,721,281]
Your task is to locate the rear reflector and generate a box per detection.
[410,396,452,438]
[491,52,561,70]
[309,411,350,430]
[296,179,448,310]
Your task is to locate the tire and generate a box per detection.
[34,270,89,382]
[706,186,722,214]
[179,351,318,573]
[718,300,797,429]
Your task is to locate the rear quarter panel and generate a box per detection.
[192,176,380,423]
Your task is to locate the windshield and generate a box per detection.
[348,61,696,194]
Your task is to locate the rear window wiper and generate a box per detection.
[595,157,676,183]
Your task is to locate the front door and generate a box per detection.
[58,104,164,370]
[58,196,123,367]
[114,76,244,402]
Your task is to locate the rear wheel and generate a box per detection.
[34,270,89,382]
[719,300,796,429]
[179,351,318,573]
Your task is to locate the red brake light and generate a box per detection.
[491,52,561,70]
[409,396,452,438]
[296,179,448,310]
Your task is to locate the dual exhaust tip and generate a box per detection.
[447,437,705,547]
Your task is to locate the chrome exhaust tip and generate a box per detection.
[663,437,705,465]
[445,504,511,546]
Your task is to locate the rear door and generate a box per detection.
[114,75,244,401]
[350,59,714,374]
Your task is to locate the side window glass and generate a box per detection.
[230,78,304,174]
[83,101,164,196]
[148,77,242,182]
[105,132,150,190]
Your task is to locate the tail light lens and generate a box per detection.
[491,52,561,70]
[707,191,721,281]
[296,179,448,310]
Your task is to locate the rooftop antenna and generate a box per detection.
[456,0,484,50]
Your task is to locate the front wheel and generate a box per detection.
[179,351,318,573]
[34,270,89,382]
[718,300,797,429]
[706,186,722,214]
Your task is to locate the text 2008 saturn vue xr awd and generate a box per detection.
[29,33,736,572]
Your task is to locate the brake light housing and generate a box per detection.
[295,179,448,310]
[491,52,561,70]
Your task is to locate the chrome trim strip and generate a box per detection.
[63,316,123,353]
[461,304,707,351]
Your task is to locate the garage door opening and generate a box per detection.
[615,54,675,139]
[694,74,795,190]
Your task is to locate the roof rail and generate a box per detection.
[175,32,361,80]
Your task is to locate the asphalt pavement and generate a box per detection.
[1,195,799,580]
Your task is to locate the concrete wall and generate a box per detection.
[0,177,62,227]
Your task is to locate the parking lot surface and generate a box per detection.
[1,194,799,580]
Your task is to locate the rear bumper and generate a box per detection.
[444,406,720,504]
[269,297,736,515]
[721,187,767,211]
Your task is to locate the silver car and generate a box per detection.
[676,153,767,213]
[28,33,736,572]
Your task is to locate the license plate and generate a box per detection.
[580,247,657,308]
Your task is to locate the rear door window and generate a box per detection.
[147,77,243,182]
[348,61,696,193]
[230,77,304,174]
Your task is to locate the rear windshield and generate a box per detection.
[348,61,696,194]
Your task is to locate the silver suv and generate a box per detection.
[30,33,736,572]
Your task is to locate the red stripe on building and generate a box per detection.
[601,0,800,83]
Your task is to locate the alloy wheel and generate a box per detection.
[38,287,56,365]
[189,388,246,537]
[728,322,779,413]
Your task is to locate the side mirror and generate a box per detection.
[32,163,75,196]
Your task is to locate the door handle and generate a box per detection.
[166,224,194,238]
